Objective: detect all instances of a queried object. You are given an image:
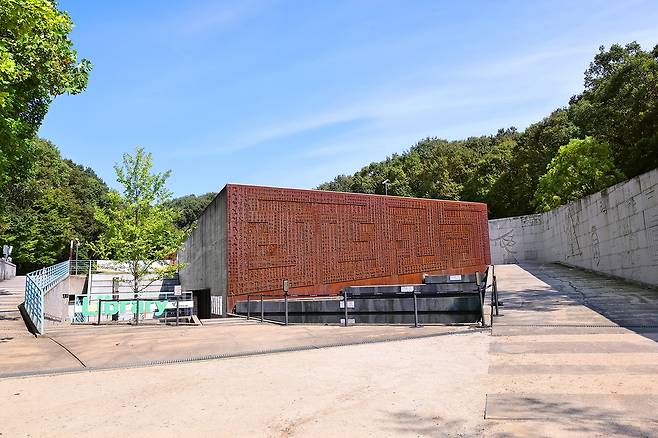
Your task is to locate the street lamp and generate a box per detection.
[382,179,390,196]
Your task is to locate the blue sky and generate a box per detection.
[39,0,658,197]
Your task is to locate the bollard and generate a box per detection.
[247,295,251,320]
[284,293,289,326]
[413,292,419,328]
[343,292,348,327]
[260,294,264,322]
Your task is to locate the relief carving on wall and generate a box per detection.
[591,225,600,267]
[566,208,583,258]
[491,229,517,262]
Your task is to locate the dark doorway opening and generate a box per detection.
[193,290,211,319]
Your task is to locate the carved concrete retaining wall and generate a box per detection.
[489,168,658,286]
[0,259,16,280]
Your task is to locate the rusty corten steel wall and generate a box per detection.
[226,184,490,307]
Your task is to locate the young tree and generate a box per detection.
[534,137,624,212]
[90,147,187,295]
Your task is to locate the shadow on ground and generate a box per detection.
[487,394,658,437]
[521,263,658,344]
[379,409,481,437]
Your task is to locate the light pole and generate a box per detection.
[75,239,80,265]
[382,179,390,196]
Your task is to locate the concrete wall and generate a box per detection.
[179,188,227,316]
[0,259,16,280]
[44,278,71,324]
[489,168,658,286]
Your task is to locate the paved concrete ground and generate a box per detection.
[1,319,476,377]
[2,264,658,437]
[0,277,82,374]
[0,331,490,437]
[486,264,658,437]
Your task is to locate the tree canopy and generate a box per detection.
[0,0,91,211]
[534,137,624,212]
[1,138,108,272]
[570,43,658,178]
[319,42,658,219]
[165,192,217,229]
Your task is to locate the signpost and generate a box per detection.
[283,280,289,325]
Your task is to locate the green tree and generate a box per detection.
[166,192,216,229]
[90,147,187,295]
[534,137,624,212]
[62,158,110,259]
[492,109,581,216]
[317,174,354,192]
[569,42,658,177]
[1,138,109,272]
[462,138,516,217]
[0,0,91,211]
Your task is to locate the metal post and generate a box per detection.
[247,295,251,320]
[260,294,264,322]
[97,299,102,325]
[74,240,79,270]
[284,293,289,326]
[493,265,499,316]
[413,292,419,328]
[343,292,348,327]
[484,268,496,327]
[476,271,485,327]
[135,298,139,325]
[176,297,180,326]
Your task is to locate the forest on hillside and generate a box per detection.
[1,1,657,273]
[318,42,658,218]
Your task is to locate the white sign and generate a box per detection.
[449,275,462,281]
[339,300,355,309]
[174,285,182,296]
[400,286,414,293]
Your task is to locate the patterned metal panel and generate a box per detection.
[226,185,490,305]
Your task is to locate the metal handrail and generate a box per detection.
[24,260,70,334]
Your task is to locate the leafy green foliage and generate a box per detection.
[1,138,109,272]
[0,0,91,210]
[165,192,216,229]
[491,109,582,216]
[318,129,520,215]
[534,137,624,212]
[570,42,658,178]
[90,147,187,293]
[319,42,656,218]
[318,128,517,204]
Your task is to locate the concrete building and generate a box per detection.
[179,184,491,317]
[489,167,658,287]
